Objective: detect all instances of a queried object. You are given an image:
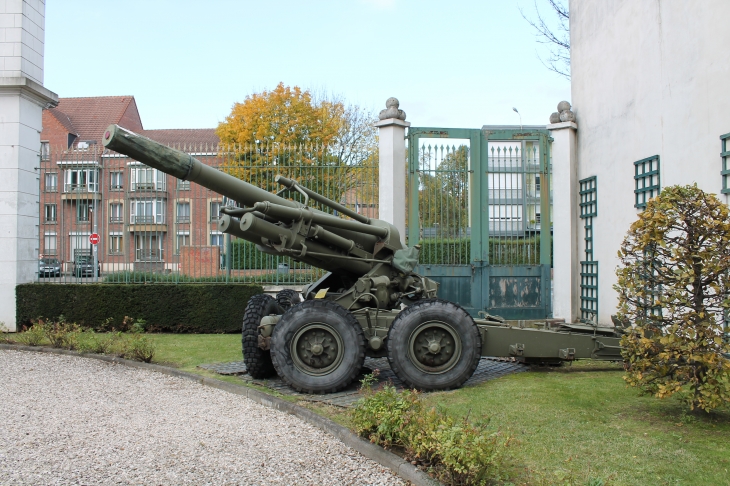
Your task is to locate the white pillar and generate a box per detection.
[549,120,579,323]
[375,97,410,244]
[0,1,57,331]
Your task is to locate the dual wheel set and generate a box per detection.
[242,291,482,394]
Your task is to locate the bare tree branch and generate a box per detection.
[519,0,571,79]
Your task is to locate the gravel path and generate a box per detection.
[0,350,403,485]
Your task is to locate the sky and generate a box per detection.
[44,0,570,131]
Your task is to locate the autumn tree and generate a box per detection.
[216,83,376,207]
[615,184,730,412]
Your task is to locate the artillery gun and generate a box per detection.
[103,124,624,394]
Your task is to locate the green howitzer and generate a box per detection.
[103,125,624,394]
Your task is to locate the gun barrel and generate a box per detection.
[102,124,297,209]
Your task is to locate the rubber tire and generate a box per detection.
[242,294,280,379]
[387,298,481,391]
[271,300,365,394]
[275,289,302,311]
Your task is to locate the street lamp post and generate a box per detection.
[512,107,523,132]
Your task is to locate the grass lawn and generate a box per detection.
[147,333,241,371]
[140,335,730,484]
[424,362,730,485]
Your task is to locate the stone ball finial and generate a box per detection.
[559,110,576,122]
[550,100,576,125]
[379,97,407,121]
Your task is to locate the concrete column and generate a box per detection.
[375,97,410,244]
[548,120,579,323]
[0,1,57,331]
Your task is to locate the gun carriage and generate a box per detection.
[103,125,623,394]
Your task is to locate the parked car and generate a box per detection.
[73,256,101,277]
[39,258,61,277]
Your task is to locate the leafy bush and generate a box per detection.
[42,319,81,350]
[14,322,46,346]
[616,185,730,412]
[123,334,156,363]
[351,375,510,486]
[16,283,263,333]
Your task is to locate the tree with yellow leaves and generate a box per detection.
[616,184,730,412]
[216,83,376,207]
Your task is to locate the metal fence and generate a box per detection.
[38,141,378,285]
[413,139,548,266]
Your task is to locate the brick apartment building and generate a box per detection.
[39,96,224,274]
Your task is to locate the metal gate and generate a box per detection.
[407,126,552,319]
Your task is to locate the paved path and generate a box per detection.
[0,350,402,486]
[201,357,529,407]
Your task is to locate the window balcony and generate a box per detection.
[109,216,124,224]
[136,249,164,262]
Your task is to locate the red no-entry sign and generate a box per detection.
[89,233,100,245]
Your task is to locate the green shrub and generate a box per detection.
[15,322,46,346]
[16,283,263,333]
[42,320,81,350]
[351,376,510,486]
[123,334,156,363]
[77,329,124,355]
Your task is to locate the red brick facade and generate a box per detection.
[39,96,223,275]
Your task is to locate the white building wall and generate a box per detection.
[0,0,45,83]
[0,0,55,331]
[569,0,730,324]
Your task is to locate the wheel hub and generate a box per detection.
[408,321,462,373]
[291,323,344,376]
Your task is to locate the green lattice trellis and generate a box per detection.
[721,133,730,195]
[579,176,598,322]
[634,155,660,208]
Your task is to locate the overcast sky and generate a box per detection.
[45,0,570,130]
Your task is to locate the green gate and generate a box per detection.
[407,127,552,319]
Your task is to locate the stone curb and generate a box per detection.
[0,344,440,486]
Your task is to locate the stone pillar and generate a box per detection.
[548,102,579,323]
[375,98,410,243]
[0,1,57,331]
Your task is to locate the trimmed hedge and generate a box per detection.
[16,283,264,333]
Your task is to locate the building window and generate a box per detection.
[110,171,123,190]
[44,232,57,256]
[109,234,123,254]
[130,199,165,224]
[135,234,164,261]
[64,168,99,193]
[176,232,190,254]
[44,204,57,222]
[211,233,224,248]
[109,203,123,223]
[634,155,660,209]
[722,133,730,194]
[77,200,90,222]
[44,172,58,192]
[130,166,166,191]
[579,176,598,323]
[177,179,190,191]
[176,202,190,223]
[210,201,222,222]
[40,142,50,161]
